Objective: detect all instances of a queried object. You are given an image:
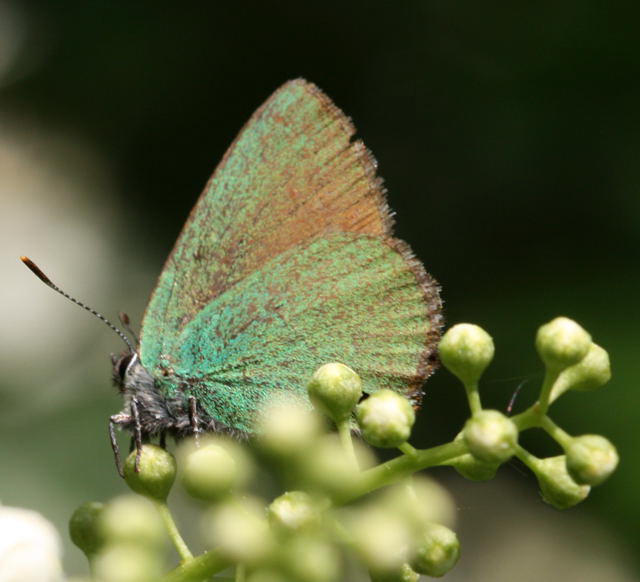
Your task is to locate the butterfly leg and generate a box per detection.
[109,413,131,478]
[188,395,201,446]
[130,398,143,472]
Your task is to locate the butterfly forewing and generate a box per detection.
[139,79,441,431]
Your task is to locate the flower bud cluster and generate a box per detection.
[64,317,618,581]
[440,317,618,511]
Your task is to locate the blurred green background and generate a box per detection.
[1,1,639,579]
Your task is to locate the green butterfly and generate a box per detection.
[24,79,442,471]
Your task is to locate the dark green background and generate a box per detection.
[2,2,638,579]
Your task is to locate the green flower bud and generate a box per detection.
[308,363,362,422]
[550,343,611,402]
[99,495,164,548]
[256,400,325,460]
[451,453,500,482]
[278,535,340,582]
[347,506,412,574]
[439,323,494,385]
[247,569,294,582]
[370,563,420,582]
[93,544,162,582]
[205,497,273,564]
[535,455,590,509]
[410,523,460,577]
[463,410,517,464]
[267,491,321,535]
[181,438,250,502]
[123,445,177,501]
[565,434,619,486]
[300,434,374,498]
[69,501,105,558]
[450,431,500,481]
[536,317,591,371]
[379,477,456,532]
[356,390,415,448]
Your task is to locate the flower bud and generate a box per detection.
[565,434,618,486]
[451,452,500,482]
[550,343,611,402]
[438,324,494,385]
[463,410,517,464]
[379,477,456,531]
[277,535,340,582]
[356,390,415,448]
[267,491,321,535]
[69,501,105,557]
[347,506,413,574]
[93,544,161,582]
[181,438,250,502]
[536,317,591,371]
[246,569,292,582]
[410,523,460,577]
[307,363,362,423]
[535,455,590,509]
[256,400,324,460]
[370,563,420,582]
[123,445,177,501]
[99,495,164,548]
[204,497,273,564]
[300,434,374,498]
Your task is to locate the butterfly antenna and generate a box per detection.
[20,256,136,354]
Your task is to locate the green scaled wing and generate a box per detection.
[139,79,442,432]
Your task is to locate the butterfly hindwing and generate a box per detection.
[156,233,439,431]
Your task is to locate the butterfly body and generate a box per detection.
[108,79,441,444]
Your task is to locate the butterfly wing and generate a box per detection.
[162,233,440,432]
[139,79,442,431]
[141,79,392,367]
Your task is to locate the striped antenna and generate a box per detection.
[20,256,135,354]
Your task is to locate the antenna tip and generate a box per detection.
[20,256,53,285]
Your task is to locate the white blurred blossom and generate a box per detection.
[0,505,64,582]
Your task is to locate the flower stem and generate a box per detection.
[162,549,231,582]
[539,415,573,448]
[336,439,467,504]
[337,419,359,469]
[464,381,482,415]
[514,444,540,472]
[154,500,193,562]
[398,442,418,457]
[537,366,561,415]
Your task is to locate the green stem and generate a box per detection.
[464,381,482,415]
[539,415,573,448]
[537,366,561,415]
[154,501,193,562]
[235,564,246,582]
[398,442,418,457]
[162,549,232,582]
[337,419,359,469]
[514,444,540,472]
[335,439,467,504]
[511,405,543,431]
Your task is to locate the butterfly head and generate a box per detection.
[111,352,137,392]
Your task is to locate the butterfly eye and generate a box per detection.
[115,354,133,383]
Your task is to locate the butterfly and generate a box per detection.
[23,79,442,473]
